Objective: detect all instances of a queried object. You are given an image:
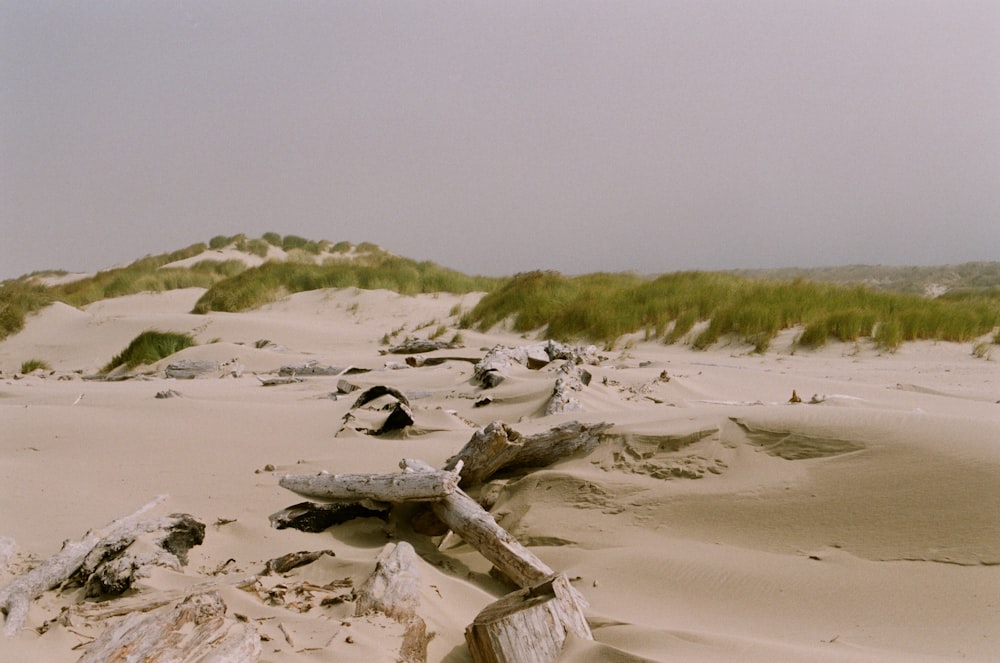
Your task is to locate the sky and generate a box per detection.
[2,1,998,280]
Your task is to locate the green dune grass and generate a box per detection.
[192,256,500,313]
[460,271,1000,352]
[103,330,196,373]
[3,235,999,352]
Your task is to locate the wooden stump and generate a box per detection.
[465,573,592,663]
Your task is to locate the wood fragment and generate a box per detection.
[465,573,592,663]
[0,537,14,576]
[355,542,421,622]
[0,494,167,637]
[75,591,260,663]
[263,550,335,575]
[355,542,429,663]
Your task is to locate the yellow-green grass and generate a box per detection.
[0,280,54,340]
[20,358,51,373]
[103,330,196,373]
[461,271,1000,352]
[192,256,500,313]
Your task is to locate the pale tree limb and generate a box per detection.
[279,464,462,503]
[0,494,167,637]
[400,459,555,590]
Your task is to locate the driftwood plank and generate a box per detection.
[466,573,592,663]
[279,464,462,503]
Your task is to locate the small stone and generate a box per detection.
[263,464,276,472]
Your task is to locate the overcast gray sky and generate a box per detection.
[2,1,998,280]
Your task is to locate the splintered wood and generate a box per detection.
[466,574,592,663]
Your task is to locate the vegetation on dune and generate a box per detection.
[20,358,51,374]
[192,255,500,313]
[5,234,999,355]
[460,270,1000,352]
[0,280,54,340]
[103,330,196,373]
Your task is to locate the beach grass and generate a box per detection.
[103,330,196,372]
[192,256,500,313]
[19,358,51,373]
[0,280,54,340]
[461,271,1000,352]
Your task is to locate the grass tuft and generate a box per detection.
[20,358,51,373]
[103,330,196,373]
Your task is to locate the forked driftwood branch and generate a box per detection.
[0,495,168,637]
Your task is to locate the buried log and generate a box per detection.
[76,591,260,663]
[0,494,167,637]
[268,501,389,533]
[355,542,430,663]
[445,420,612,488]
[400,459,556,590]
[465,573,592,663]
[279,464,462,503]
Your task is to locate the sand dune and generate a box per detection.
[1,286,998,661]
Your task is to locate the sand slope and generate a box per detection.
[1,287,998,661]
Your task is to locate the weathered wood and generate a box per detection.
[400,459,554,589]
[465,573,592,663]
[164,359,220,379]
[76,591,260,663]
[257,375,304,386]
[279,465,462,503]
[353,385,410,408]
[355,542,421,622]
[66,575,258,621]
[383,338,461,355]
[0,494,167,637]
[0,537,14,576]
[474,342,602,388]
[355,542,428,663]
[268,501,389,532]
[545,362,592,416]
[263,550,335,575]
[445,421,611,487]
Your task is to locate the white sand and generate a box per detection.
[1,287,998,661]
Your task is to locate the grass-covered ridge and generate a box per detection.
[461,271,1000,352]
[103,330,196,373]
[192,255,500,313]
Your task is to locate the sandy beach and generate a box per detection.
[1,285,998,662]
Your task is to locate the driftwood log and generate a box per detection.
[76,591,260,663]
[279,464,462,503]
[465,573,592,663]
[401,459,556,589]
[445,421,611,488]
[0,495,167,637]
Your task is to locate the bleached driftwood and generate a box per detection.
[401,460,554,589]
[474,342,602,388]
[279,464,462,503]
[0,537,14,576]
[355,542,429,663]
[263,550,335,575]
[66,575,258,621]
[76,591,260,663]
[544,362,592,415]
[445,421,611,487]
[0,494,167,637]
[465,573,592,663]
